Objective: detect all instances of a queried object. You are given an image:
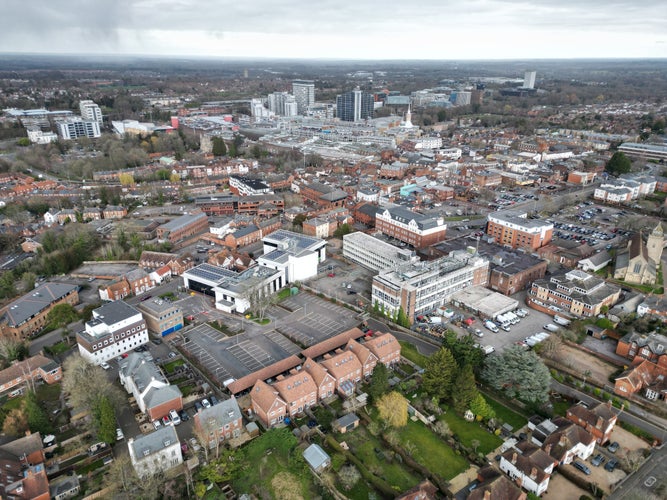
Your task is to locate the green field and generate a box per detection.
[398,419,468,480]
[483,394,527,430]
[441,411,503,455]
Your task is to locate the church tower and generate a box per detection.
[647,222,665,264]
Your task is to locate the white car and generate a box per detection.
[116,428,125,441]
[515,309,529,318]
[153,419,162,430]
[100,362,111,370]
[201,399,211,409]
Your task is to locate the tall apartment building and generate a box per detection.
[342,232,418,272]
[372,251,489,323]
[486,211,553,251]
[76,301,148,365]
[292,80,315,114]
[267,92,298,117]
[523,71,537,89]
[79,100,103,124]
[336,89,374,122]
[375,206,447,249]
[56,119,101,140]
[528,269,621,318]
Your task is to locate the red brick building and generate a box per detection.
[375,206,446,249]
[565,402,617,444]
[616,331,667,368]
[0,355,61,397]
[486,212,553,251]
[156,212,209,245]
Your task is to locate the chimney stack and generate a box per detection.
[544,443,552,455]
[530,467,538,479]
[511,452,518,464]
[596,416,604,429]
[484,491,491,500]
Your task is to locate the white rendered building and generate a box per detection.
[343,232,418,272]
[128,426,182,479]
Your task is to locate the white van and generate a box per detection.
[553,315,571,326]
[544,324,560,333]
[506,312,520,325]
[484,320,499,333]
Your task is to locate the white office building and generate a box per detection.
[76,301,148,365]
[523,71,537,89]
[343,232,418,272]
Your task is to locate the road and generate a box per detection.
[551,380,667,439]
[609,445,667,500]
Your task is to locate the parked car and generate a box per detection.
[209,395,219,405]
[116,428,125,441]
[178,409,190,422]
[605,459,618,472]
[608,441,620,453]
[161,415,171,426]
[201,398,211,409]
[100,362,111,370]
[573,461,591,475]
[194,401,203,412]
[151,338,163,345]
[153,420,162,430]
[168,351,177,359]
[591,454,605,466]
[189,437,201,452]
[169,409,181,426]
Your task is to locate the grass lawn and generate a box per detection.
[1,396,24,412]
[398,341,430,368]
[342,427,421,492]
[483,394,527,430]
[552,399,571,417]
[277,288,292,301]
[37,383,62,402]
[162,359,185,374]
[75,458,104,475]
[398,419,468,480]
[441,412,502,455]
[398,362,416,375]
[179,384,197,397]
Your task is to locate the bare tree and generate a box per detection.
[62,354,124,411]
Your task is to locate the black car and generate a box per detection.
[178,410,190,422]
[209,395,219,406]
[194,401,203,412]
[605,459,618,472]
[151,338,163,345]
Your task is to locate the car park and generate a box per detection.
[573,461,591,475]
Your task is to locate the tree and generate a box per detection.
[212,137,227,157]
[432,420,451,438]
[368,363,389,402]
[469,393,495,420]
[245,287,278,321]
[442,330,485,372]
[338,464,361,491]
[333,223,353,239]
[376,391,408,428]
[421,347,457,403]
[45,303,79,331]
[451,364,478,413]
[25,391,52,434]
[482,345,551,404]
[605,152,632,176]
[62,354,124,411]
[2,408,28,437]
[103,454,164,499]
[292,214,307,228]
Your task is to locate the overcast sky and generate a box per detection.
[1,0,665,60]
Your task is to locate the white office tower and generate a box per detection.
[292,80,315,115]
[523,71,536,89]
[79,100,103,124]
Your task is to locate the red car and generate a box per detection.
[328,273,335,277]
